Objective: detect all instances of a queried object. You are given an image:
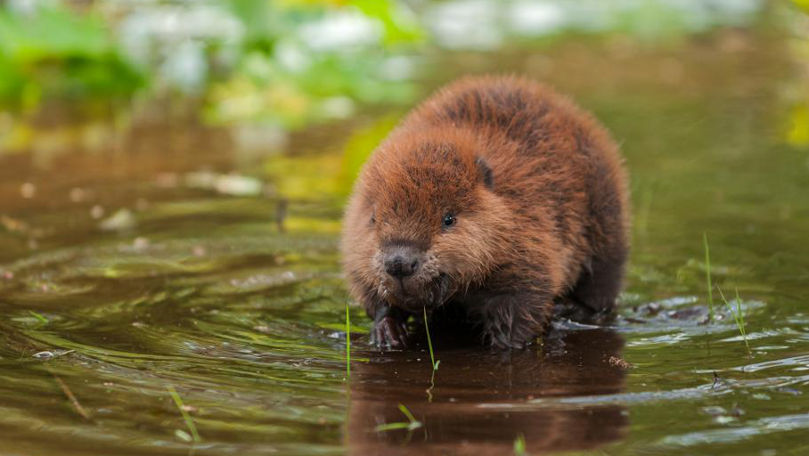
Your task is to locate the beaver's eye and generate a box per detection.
[442,213,456,228]
[370,214,376,225]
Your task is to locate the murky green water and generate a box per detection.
[2,29,809,456]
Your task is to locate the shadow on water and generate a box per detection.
[347,328,627,455]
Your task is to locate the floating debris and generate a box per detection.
[90,205,105,219]
[185,171,264,196]
[155,173,180,188]
[32,350,74,360]
[69,187,88,203]
[132,237,150,251]
[215,174,263,196]
[276,198,288,233]
[20,182,36,199]
[99,209,136,231]
[608,355,633,369]
[54,375,91,420]
[135,198,150,211]
[1,215,30,234]
[174,429,193,442]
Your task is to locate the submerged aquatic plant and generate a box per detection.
[167,386,201,443]
[374,403,423,432]
[717,286,751,357]
[704,232,715,322]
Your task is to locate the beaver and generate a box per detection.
[340,75,629,349]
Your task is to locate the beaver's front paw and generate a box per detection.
[370,316,409,350]
[475,292,550,350]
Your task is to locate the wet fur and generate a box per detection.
[341,75,630,349]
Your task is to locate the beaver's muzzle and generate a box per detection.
[382,244,423,279]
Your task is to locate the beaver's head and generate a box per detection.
[342,127,515,313]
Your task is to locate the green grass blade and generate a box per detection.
[375,403,423,432]
[398,403,417,423]
[703,232,714,322]
[345,301,351,379]
[423,307,438,371]
[29,311,48,323]
[514,433,527,455]
[374,422,412,432]
[167,386,201,443]
[717,285,751,357]
[734,288,750,354]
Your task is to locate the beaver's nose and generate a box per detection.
[384,246,420,278]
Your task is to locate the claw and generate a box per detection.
[492,329,511,349]
[371,315,408,350]
[486,324,530,350]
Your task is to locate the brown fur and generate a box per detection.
[341,75,630,349]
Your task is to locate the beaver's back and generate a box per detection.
[398,76,629,291]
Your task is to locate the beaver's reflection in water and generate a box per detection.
[346,327,627,455]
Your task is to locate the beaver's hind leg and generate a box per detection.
[566,151,629,320]
[567,238,627,320]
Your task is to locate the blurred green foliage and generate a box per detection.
[339,114,400,191]
[0,0,420,127]
[351,0,424,44]
[205,51,414,128]
[261,114,398,202]
[794,0,809,13]
[1,0,803,147]
[207,0,420,127]
[0,4,144,109]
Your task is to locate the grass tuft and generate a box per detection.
[374,403,423,432]
[167,386,201,443]
[717,286,751,356]
[703,232,714,322]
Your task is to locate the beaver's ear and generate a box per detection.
[476,157,493,189]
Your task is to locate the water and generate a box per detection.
[2,30,809,455]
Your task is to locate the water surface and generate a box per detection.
[2,29,809,456]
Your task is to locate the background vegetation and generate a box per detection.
[2,0,805,138]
